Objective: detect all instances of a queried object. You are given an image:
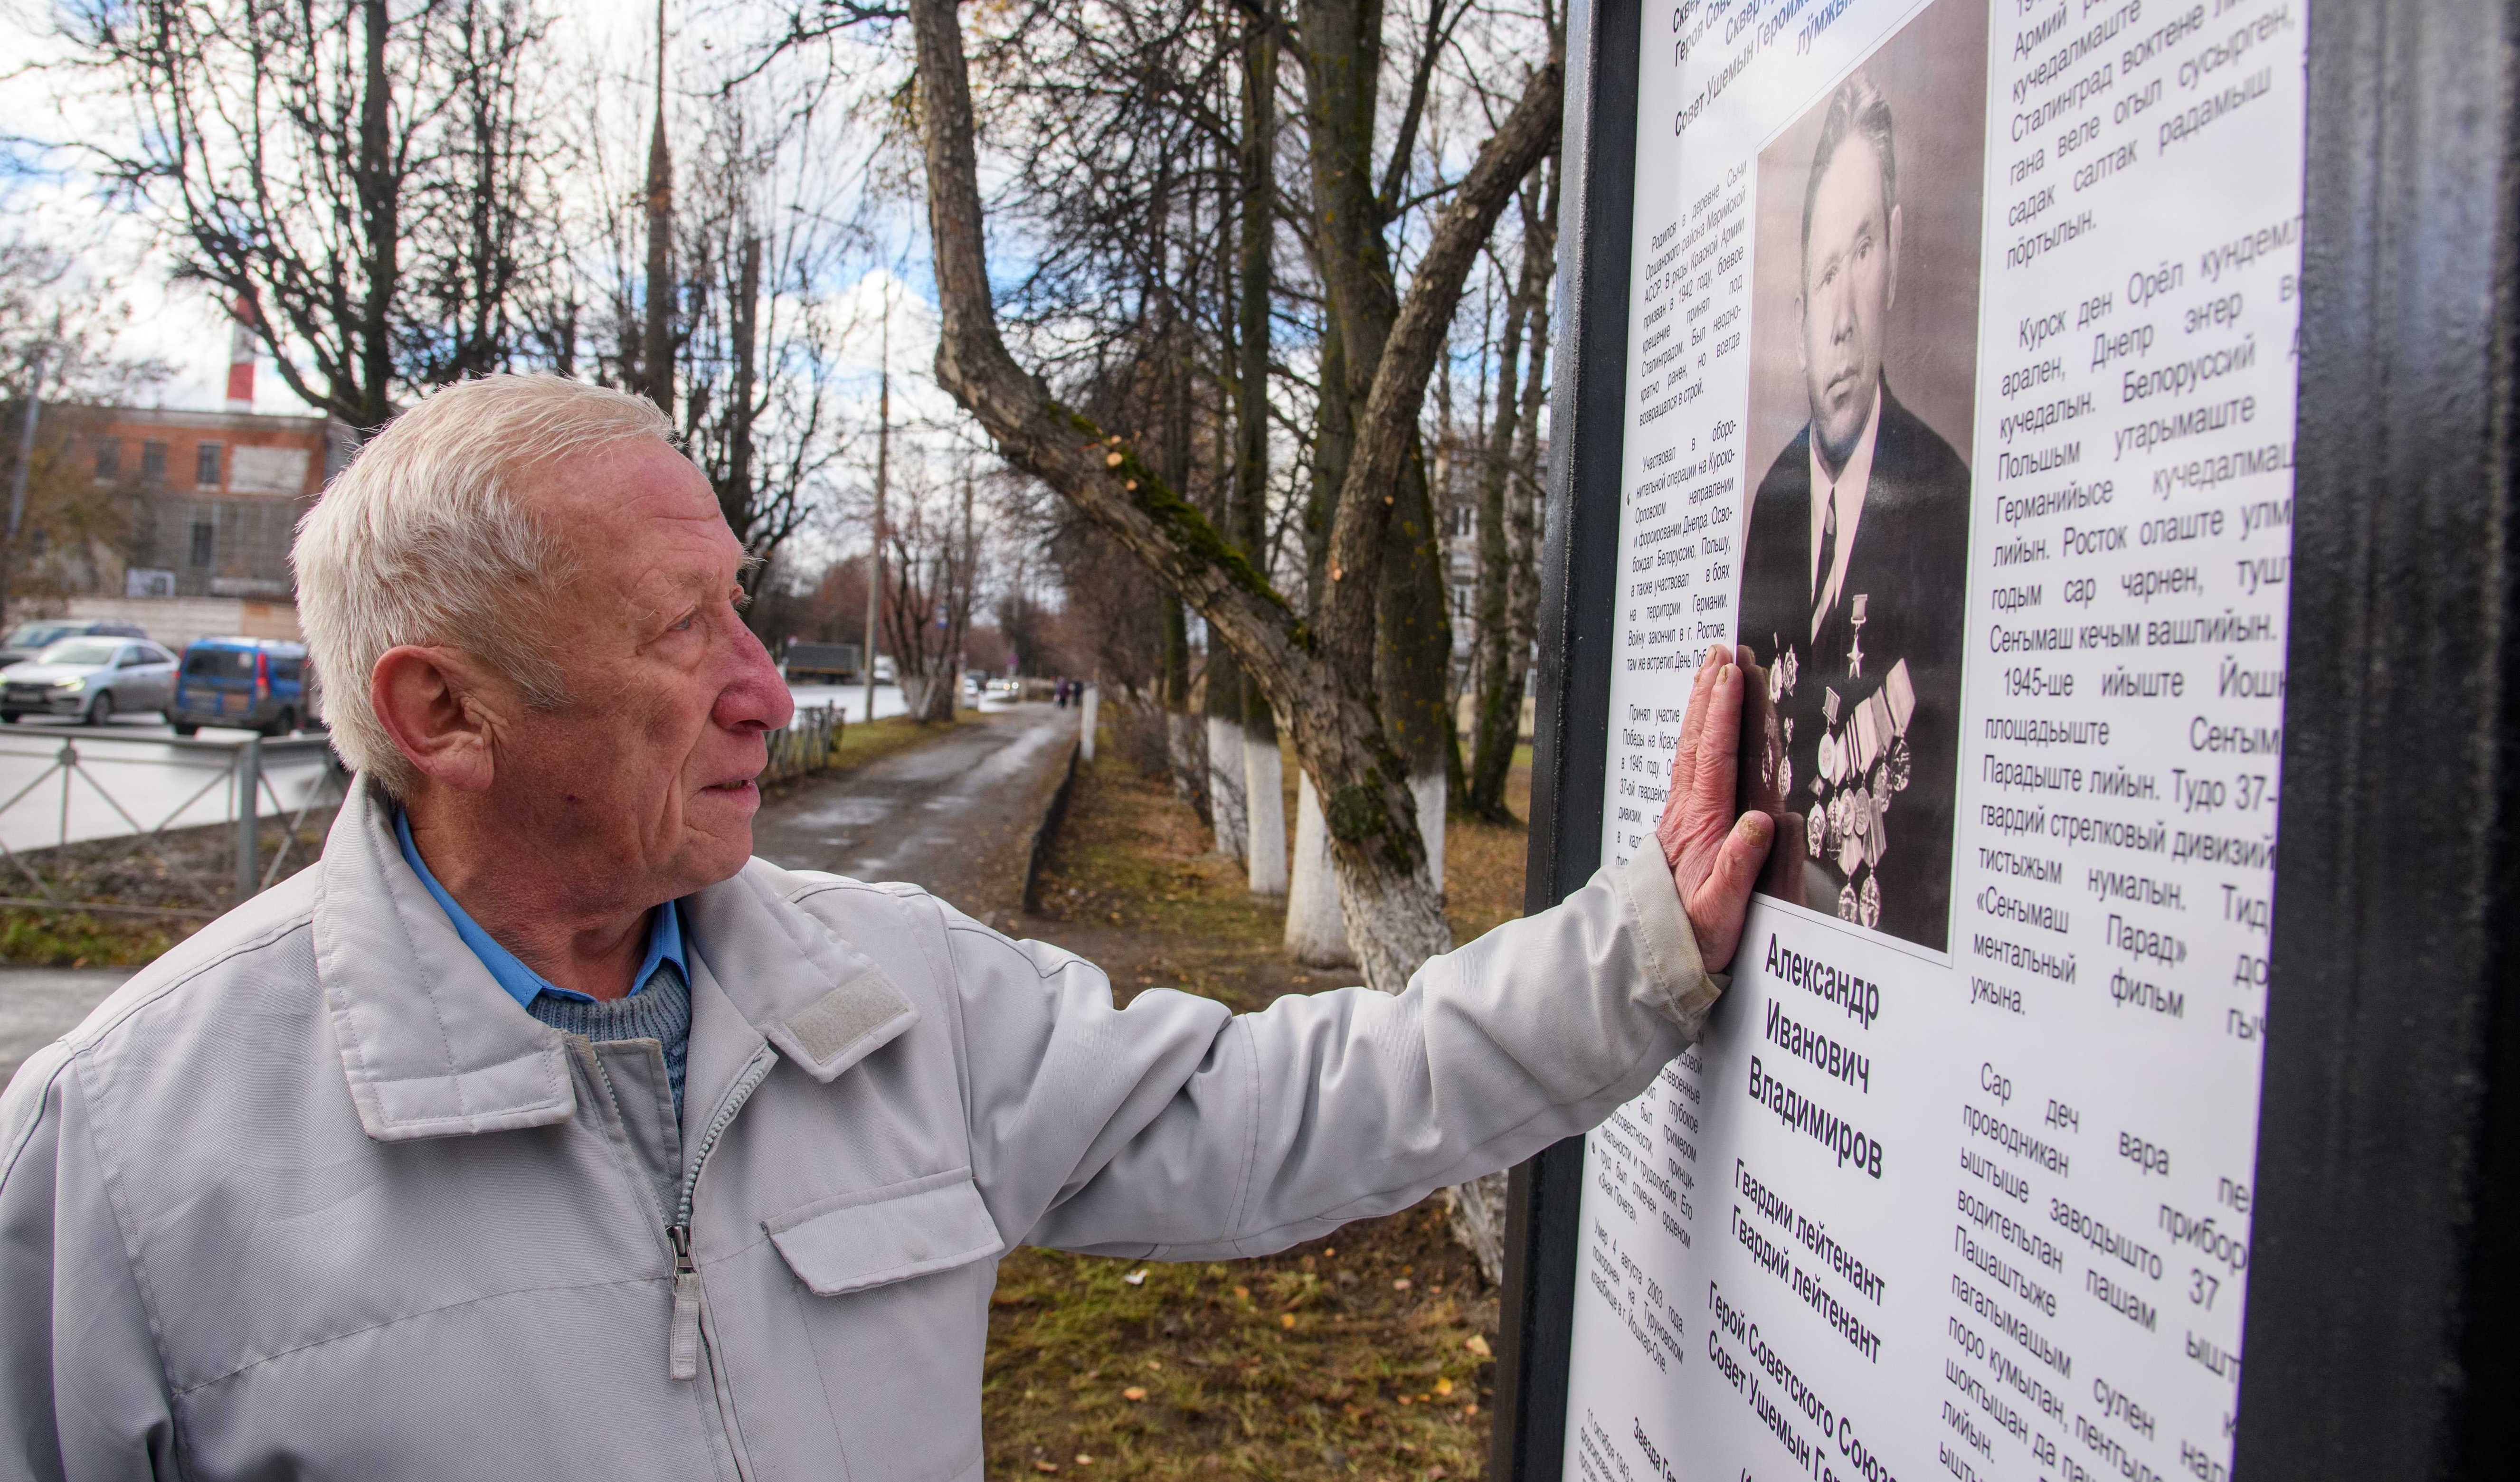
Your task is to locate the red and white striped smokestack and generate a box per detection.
[224,296,256,412]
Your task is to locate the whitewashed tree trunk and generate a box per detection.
[1167,711,1204,813]
[1447,1171,1510,1286]
[1412,766,1447,900]
[1079,685,1098,761]
[1284,772,1355,966]
[1205,717,1248,861]
[1243,727,1287,895]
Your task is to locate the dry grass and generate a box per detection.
[990,735,1533,1480]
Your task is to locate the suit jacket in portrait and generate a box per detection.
[1736,386,1971,950]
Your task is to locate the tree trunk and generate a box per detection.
[1500,178,1558,781]
[907,0,1549,993]
[1468,172,1549,819]
[1236,19,1286,897]
[1285,771,1356,965]
[1376,438,1452,896]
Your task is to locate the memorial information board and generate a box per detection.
[1566,1,2302,1479]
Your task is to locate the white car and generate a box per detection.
[0,639,180,725]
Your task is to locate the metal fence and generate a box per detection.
[763,703,844,787]
[0,730,346,919]
[0,704,848,925]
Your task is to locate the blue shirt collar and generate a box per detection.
[395,810,687,1008]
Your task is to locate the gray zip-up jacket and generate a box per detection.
[0,782,1721,1481]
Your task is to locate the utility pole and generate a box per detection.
[862,292,890,724]
[2,338,49,631]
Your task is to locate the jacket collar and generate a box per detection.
[315,780,917,1142]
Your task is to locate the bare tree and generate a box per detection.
[0,241,174,625]
[66,0,571,426]
[673,100,862,603]
[907,0,1559,996]
[878,454,984,720]
[1466,153,1557,819]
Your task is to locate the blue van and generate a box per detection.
[169,638,319,737]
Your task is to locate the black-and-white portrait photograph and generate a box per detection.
[1735,0,1988,951]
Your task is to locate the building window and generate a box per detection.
[1449,505,1475,538]
[189,520,215,568]
[94,438,121,481]
[141,441,169,481]
[196,443,223,487]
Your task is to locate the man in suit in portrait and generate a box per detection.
[1736,71,1971,950]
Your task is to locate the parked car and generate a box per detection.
[0,638,180,725]
[0,620,150,668]
[169,638,319,737]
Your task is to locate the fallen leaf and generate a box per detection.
[1279,1313,1296,1329]
[1398,1396,1412,1406]
[1464,1334,1493,1358]
[1075,1457,1095,1466]
[1146,1359,1164,1371]
[1234,1285,1251,1300]
[1033,1464,1059,1475]
[1122,1269,1147,1286]
[1466,1403,1479,1416]
[1430,1468,1449,1479]
[1122,1387,1148,1402]
[1392,1278,1412,1292]
[1435,1378,1454,1396]
[1105,453,1124,467]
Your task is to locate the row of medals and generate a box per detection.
[1771,641,1913,930]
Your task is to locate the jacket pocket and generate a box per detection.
[765,1168,1005,1296]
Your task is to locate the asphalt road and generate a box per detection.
[0,698,1079,1093]
[749,701,1080,930]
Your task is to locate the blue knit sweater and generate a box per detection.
[525,961,692,1118]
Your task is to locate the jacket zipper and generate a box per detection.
[665,1046,776,1382]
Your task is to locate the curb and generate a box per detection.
[1021,739,1082,915]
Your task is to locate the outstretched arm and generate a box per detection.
[951,640,1777,1257]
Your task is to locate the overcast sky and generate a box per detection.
[0,0,940,425]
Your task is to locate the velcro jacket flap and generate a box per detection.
[766,1169,1005,1296]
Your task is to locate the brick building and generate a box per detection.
[71,407,348,601]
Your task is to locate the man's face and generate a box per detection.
[1798,135,1898,470]
[485,437,794,909]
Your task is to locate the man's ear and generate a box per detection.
[370,646,504,794]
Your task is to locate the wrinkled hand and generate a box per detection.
[1654,644,1774,972]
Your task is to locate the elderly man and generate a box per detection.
[0,376,1770,1479]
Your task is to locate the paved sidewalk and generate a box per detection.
[749,701,1080,930]
[0,967,135,1092]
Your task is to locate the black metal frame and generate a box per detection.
[1496,1,2520,1478]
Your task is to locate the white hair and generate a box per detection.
[293,375,679,796]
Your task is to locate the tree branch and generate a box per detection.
[1319,52,1560,685]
